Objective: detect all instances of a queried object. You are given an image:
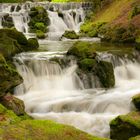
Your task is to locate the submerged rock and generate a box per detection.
[110,111,140,140]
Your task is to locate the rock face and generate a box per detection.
[110,111,140,140]
[0,54,23,96]
[67,41,115,88]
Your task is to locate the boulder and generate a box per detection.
[0,54,23,96]
[110,111,140,140]
[129,135,140,140]
[62,30,79,39]
[0,93,25,115]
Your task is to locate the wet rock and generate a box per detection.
[62,30,79,40]
[0,54,23,96]
[2,14,14,28]
[110,111,140,140]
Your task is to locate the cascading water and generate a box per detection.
[0,2,86,40]
[14,47,140,138]
[1,1,140,139]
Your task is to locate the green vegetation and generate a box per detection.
[62,30,79,39]
[129,135,140,140]
[28,6,50,39]
[0,103,109,140]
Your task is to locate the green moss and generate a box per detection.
[27,38,39,50]
[67,41,96,59]
[34,22,46,32]
[28,6,50,36]
[132,94,140,110]
[110,111,140,140]
[36,30,46,39]
[79,58,97,71]
[62,30,79,39]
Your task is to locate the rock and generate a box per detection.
[110,111,140,140]
[132,94,140,110]
[96,61,115,88]
[0,28,39,58]
[0,54,23,96]
[28,6,50,35]
[79,58,97,71]
[62,30,79,39]
[2,14,14,28]
[27,38,39,50]
[67,41,96,59]
[0,93,25,115]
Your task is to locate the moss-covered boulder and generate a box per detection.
[0,93,25,115]
[96,61,115,88]
[79,58,97,71]
[0,28,39,58]
[67,41,96,59]
[62,30,79,39]
[132,94,140,110]
[28,6,50,38]
[110,111,140,140]
[0,54,23,96]
[0,104,109,140]
[27,38,39,50]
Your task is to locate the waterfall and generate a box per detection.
[0,2,85,40]
[14,50,140,138]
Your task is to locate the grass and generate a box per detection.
[93,0,133,24]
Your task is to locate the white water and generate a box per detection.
[0,2,86,40]
[14,44,140,138]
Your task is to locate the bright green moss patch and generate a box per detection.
[129,135,140,140]
[62,30,79,39]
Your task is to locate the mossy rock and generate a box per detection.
[2,14,14,28]
[79,58,97,71]
[28,6,50,34]
[67,41,96,59]
[110,111,140,140]
[62,30,79,39]
[0,93,25,115]
[130,5,140,19]
[36,30,46,39]
[129,135,140,140]
[34,22,46,32]
[0,55,23,96]
[0,28,28,46]
[0,104,109,140]
[27,38,39,50]
[132,94,140,110]
[96,61,115,88]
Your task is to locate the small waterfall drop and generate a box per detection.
[14,49,140,138]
